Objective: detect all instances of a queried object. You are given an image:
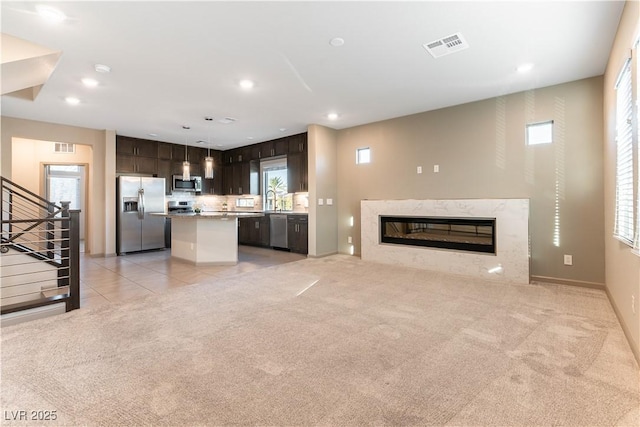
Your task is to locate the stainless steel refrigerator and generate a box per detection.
[116,176,166,254]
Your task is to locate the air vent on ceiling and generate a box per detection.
[423,32,469,58]
[54,142,75,153]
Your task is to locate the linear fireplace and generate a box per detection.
[362,199,529,283]
[380,216,496,254]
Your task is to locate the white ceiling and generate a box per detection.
[1,1,624,149]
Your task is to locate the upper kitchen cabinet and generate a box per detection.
[201,151,223,195]
[288,133,307,154]
[116,136,157,174]
[287,150,307,193]
[172,144,187,162]
[157,142,173,160]
[223,148,244,164]
[116,136,157,158]
[273,137,289,157]
[251,141,273,159]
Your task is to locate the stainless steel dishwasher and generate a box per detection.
[269,214,288,249]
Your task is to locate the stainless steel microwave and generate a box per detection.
[172,175,202,193]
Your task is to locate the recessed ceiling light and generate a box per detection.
[329,37,345,47]
[65,96,80,105]
[196,140,206,144]
[517,63,534,73]
[94,64,111,73]
[182,125,190,130]
[147,133,158,137]
[247,136,254,140]
[239,79,254,90]
[81,78,98,87]
[36,5,66,23]
[327,112,339,120]
[279,128,287,132]
[219,117,236,124]
[216,144,224,147]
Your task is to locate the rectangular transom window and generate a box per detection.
[356,147,371,164]
[526,120,553,145]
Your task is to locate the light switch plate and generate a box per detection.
[417,166,422,174]
[327,198,333,205]
[434,164,440,173]
[318,199,324,206]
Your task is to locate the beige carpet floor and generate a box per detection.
[1,255,639,426]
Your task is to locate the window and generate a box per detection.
[261,158,292,211]
[356,147,371,164]
[526,121,553,145]
[614,59,635,245]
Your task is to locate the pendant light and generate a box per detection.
[204,116,214,179]
[182,125,190,181]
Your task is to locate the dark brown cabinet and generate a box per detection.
[201,151,222,195]
[238,216,270,247]
[273,137,289,156]
[116,136,157,158]
[222,160,259,195]
[116,136,158,175]
[287,215,308,254]
[288,133,307,154]
[157,142,173,160]
[251,142,272,160]
[287,151,307,193]
[157,159,173,194]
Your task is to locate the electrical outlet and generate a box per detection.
[632,295,636,314]
[318,198,324,206]
[417,166,422,174]
[433,164,440,173]
[563,254,573,266]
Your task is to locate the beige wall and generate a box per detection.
[336,77,605,286]
[603,1,639,361]
[308,124,339,257]
[11,137,92,195]
[1,117,116,256]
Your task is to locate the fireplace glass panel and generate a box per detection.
[380,216,496,254]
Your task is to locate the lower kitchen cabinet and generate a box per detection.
[238,216,270,247]
[287,215,308,254]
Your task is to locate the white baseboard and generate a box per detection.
[1,303,66,327]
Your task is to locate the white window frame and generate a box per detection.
[614,57,636,246]
[356,147,371,164]
[526,120,554,145]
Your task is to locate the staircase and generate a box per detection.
[1,177,80,322]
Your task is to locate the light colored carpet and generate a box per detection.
[1,255,639,426]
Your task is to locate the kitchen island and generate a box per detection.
[154,212,264,265]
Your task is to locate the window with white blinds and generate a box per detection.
[614,58,634,245]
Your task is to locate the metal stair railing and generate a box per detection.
[1,176,80,314]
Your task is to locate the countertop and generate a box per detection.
[206,210,308,216]
[153,212,265,219]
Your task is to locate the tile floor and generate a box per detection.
[80,246,306,310]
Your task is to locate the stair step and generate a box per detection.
[41,286,70,298]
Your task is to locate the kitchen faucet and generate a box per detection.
[265,189,278,211]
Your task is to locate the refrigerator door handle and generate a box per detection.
[138,189,145,220]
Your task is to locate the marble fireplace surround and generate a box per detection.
[361,199,530,284]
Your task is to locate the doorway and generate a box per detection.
[44,164,87,251]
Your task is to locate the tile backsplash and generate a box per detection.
[166,192,308,213]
